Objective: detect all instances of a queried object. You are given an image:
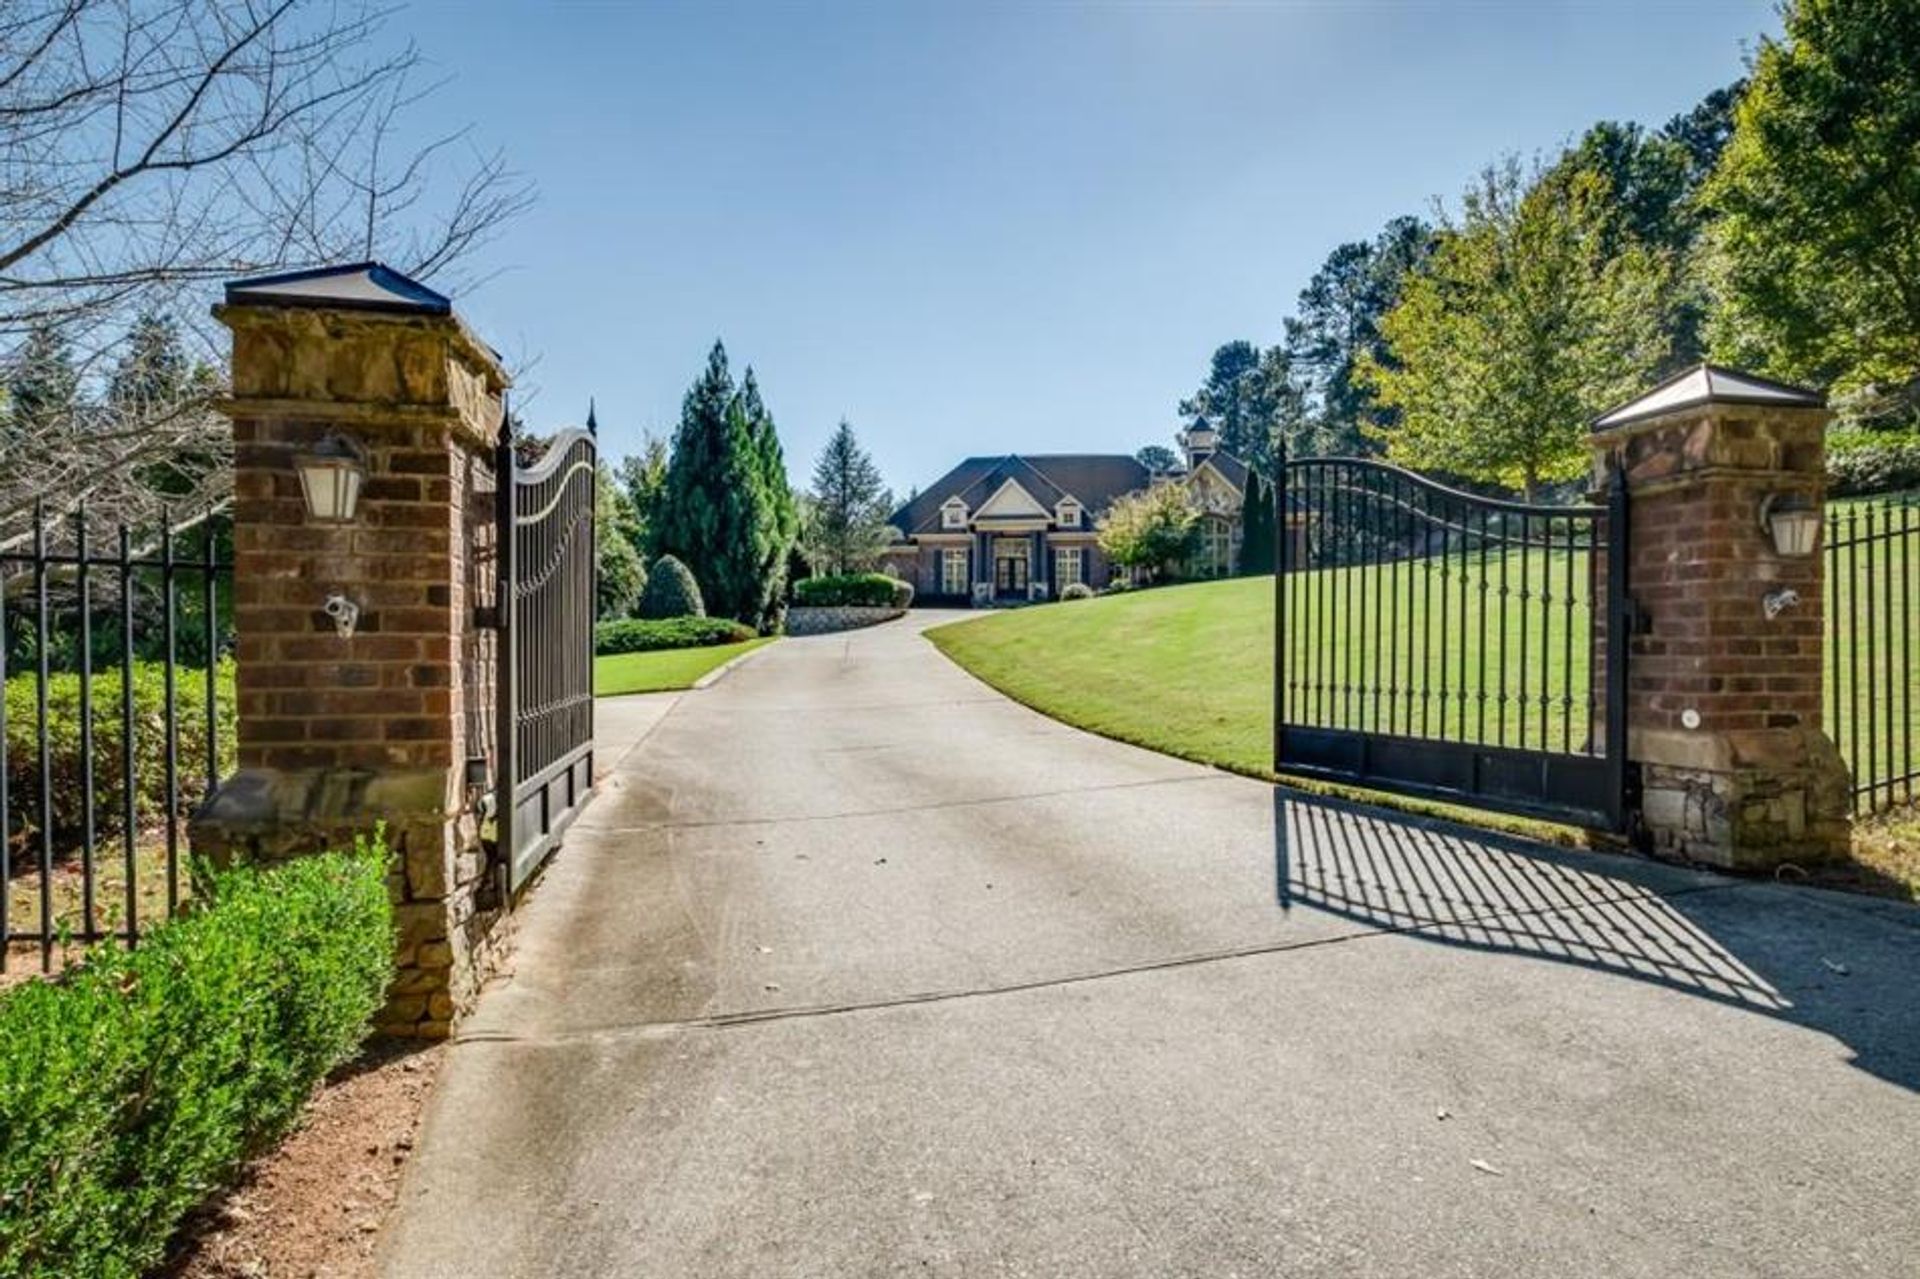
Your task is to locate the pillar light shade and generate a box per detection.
[295,437,365,523]
[1761,493,1820,558]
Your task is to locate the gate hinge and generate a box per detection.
[1621,595,1652,635]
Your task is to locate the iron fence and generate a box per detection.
[0,504,232,971]
[1825,490,1920,814]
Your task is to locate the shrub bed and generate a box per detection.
[794,573,910,609]
[0,840,393,1279]
[1828,429,1920,497]
[594,616,757,656]
[3,661,236,856]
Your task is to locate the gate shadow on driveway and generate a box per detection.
[1273,789,1920,1092]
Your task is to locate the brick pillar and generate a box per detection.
[1591,364,1851,869]
[190,264,511,1037]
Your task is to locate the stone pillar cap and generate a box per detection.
[223,260,452,315]
[1591,362,1824,433]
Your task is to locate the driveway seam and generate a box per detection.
[454,880,1752,1049]
[576,770,1228,833]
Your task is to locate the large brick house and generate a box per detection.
[881,424,1252,605]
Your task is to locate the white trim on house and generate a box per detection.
[975,476,1050,520]
[1188,456,1244,500]
[1055,497,1083,528]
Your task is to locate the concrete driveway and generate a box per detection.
[380,611,1920,1278]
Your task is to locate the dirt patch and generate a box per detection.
[164,1036,446,1279]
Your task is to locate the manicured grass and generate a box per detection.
[593,637,773,696]
[927,567,1920,870]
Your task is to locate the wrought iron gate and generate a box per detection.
[1273,453,1629,829]
[495,426,598,894]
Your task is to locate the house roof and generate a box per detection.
[1193,451,1250,492]
[1592,363,1824,431]
[890,454,1152,536]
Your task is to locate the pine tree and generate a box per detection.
[107,313,189,412]
[8,321,80,439]
[805,419,891,576]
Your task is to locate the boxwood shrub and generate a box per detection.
[793,573,905,609]
[0,839,393,1279]
[637,555,705,619]
[3,661,236,857]
[594,616,756,656]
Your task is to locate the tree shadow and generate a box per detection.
[1273,788,1920,1092]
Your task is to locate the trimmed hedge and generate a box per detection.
[794,573,910,609]
[3,661,236,857]
[1828,429,1920,497]
[0,840,393,1279]
[594,616,756,656]
[638,555,705,619]
[1060,582,1096,601]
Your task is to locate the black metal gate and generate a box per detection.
[495,426,598,894]
[1273,453,1629,829]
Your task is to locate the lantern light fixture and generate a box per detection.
[295,434,366,523]
[1759,492,1820,558]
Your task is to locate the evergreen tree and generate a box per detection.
[805,419,892,576]
[653,341,752,618]
[740,369,800,631]
[651,344,798,629]
[1179,341,1263,461]
[1239,470,1275,575]
[1135,444,1177,474]
[107,312,189,412]
[8,321,80,439]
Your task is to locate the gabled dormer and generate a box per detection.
[1055,497,1083,528]
[974,476,1050,522]
[940,496,969,529]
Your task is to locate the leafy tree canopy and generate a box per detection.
[1097,482,1201,582]
[1706,0,1920,424]
[1361,159,1673,500]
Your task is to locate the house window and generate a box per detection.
[1055,499,1081,528]
[941,499,968,530]
[941,547,969,595]
[1055,546,1083,588]
[1199,516,1233,578]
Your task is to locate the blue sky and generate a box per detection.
[416,1,1778,496]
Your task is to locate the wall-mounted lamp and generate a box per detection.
[295,434,367,523]
[1759,492,1820,558]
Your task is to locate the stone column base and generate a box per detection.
[1633,728,1852,870]
[190,766,512,1038]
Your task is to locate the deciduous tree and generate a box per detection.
[1705,0,1920,424]
[1097,483,1200,583]
[1362,160,1672,500]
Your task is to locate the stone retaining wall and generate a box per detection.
[785,605,905,636]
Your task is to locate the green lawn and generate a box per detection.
[593,638,773,696]
[927,564,1920,881]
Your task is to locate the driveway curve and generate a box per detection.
[381,611,1920,1278]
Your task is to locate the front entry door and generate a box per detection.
[995,552,1028,596]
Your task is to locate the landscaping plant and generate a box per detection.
[0,839,393,1279]
[2,660,236,857]
[637,554,705,619]
[793,573,907,609]
[595,616,756,656]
